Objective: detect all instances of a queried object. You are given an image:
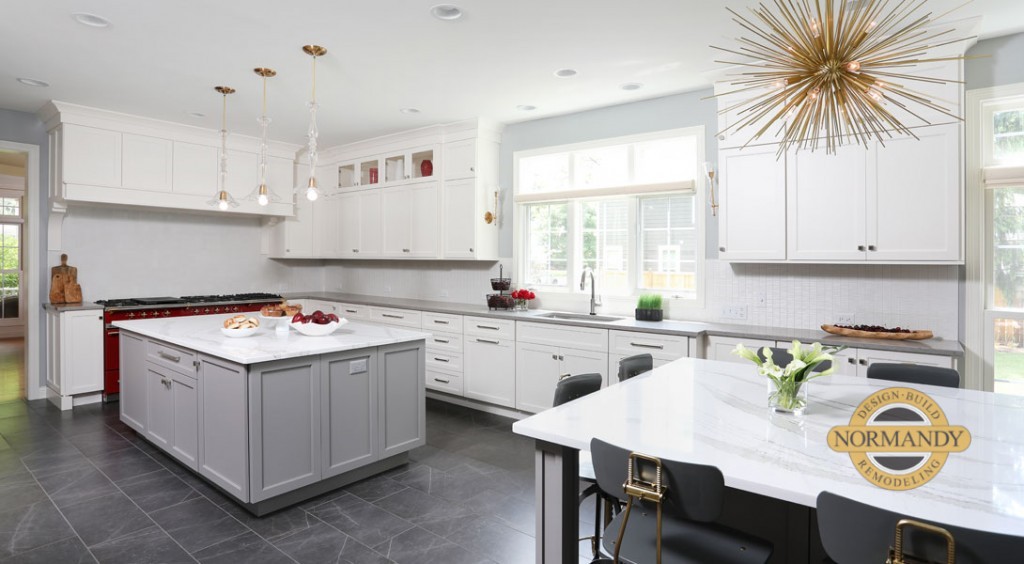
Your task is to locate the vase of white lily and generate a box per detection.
[732,340,843,417]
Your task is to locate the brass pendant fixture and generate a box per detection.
[711,0,971,155]
[208,86,239,211]
[250,67,280,206]
[299,44,327,202]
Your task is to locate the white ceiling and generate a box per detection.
[2,0,1023,147]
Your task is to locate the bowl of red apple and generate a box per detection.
[289,310,347,336]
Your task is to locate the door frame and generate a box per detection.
[0,140,40,400]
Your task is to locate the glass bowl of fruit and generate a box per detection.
[289,310,347,336]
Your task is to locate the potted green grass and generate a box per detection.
[635,294,663,321]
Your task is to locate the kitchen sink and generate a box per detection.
[534,312,625,323]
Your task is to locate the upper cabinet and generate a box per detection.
[41,101,298,217]
[718,145,787,261]
[338,145,438,190]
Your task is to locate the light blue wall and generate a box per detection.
[498,89,719,257]
[0,108,49,395]
[966,32,1024,90]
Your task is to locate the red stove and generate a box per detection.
[97,293,284,400]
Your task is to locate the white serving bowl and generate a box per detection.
[290,318,347,336]
[221,326,259,338]
[258,314,287,328]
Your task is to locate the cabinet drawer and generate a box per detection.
[609,330,689,358]
[518,322,607,352]
[369,307,422,328]
[146,339,197,376]
[336,303,371,321]
[425,331,463,353]
[426,351,463,373]
[426,368,463,395]
[464,316,515,339]
[422,312,463,333]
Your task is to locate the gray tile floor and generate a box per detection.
[0,396,597,563]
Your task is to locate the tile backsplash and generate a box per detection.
[326,259,960,340]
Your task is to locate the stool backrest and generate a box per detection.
[591,438,724,522]
[866,363,960,388]
[618,353,653,382]
[817,491,1024,564]
[552,373,603,407]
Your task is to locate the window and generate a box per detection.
[515,128,704,301]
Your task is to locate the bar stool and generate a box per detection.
[866,363,960,388]
[591,438,772,563]
[618,353,653,382]
[817,491,1024,564]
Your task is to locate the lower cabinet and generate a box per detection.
[322,350,378,477]
[120,332,148,433]
[379,343,427,458]
[464,334,515,407]
[706,336,777,363]
[46,308,104,409]
[197,355,249,501]
[515,342,607,413]
[145,363,198,471]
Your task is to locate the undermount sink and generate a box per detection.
[535,312,624,323]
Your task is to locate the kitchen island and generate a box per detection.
[114,314,427,515]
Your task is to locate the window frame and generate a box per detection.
[513,127,706,310]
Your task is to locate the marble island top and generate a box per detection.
[513,357,1024,536]
[114,314,429,365]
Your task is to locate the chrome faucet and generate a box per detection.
[580,267,597,315]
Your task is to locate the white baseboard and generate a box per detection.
[45,387,102,410]
[425,391,528,421]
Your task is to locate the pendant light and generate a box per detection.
[208,86,239,210]
[300,45,326,202]
[249,67,280,206]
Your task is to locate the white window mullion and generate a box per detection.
[628,197,640,296]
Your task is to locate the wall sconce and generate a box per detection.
[703,162,719,217]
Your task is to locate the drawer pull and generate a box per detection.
[160,377,171,387]
[859,359,868,366]
[382,314,404,319]
[847,357,856,365]
[434,320,450,325]
[477,325,499,330]
[630,342,664,350]
[345,309,358,313]
[476,338,499,345]
[433,357,450,363]
[433,377,451,384]
[434,338,450,344]
[158,351,181,362]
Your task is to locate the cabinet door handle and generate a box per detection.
[859,359,868,366]
[476,338,499,345]
[630,342,664,350]
[434,320,449,325]
[382,314,404,319]
[402,248,410,253]
[158,351,181,363]
[719,246,726,252]
[558,355,565,361]
[551,354,558,360]
[476,325,499,331]
[345,309,358,313]
[868,245,877,251]
[469,247,474,252]
[469,166,475,172]
[160,377,171,387]
[434,338,450,344]
[353,249,359,253]
[433,377,450,384]
[857,245,866,251]
[847,357,856,365]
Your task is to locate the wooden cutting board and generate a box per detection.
[49,253,82,304]
[821,324,933,340]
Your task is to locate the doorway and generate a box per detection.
[0,149,26,400]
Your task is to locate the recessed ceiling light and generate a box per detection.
[620,82,644,91]
[554,68,578,78]
[516,105,537,111]
[400,108,421,114]
[430,4,463,20]
[186,111,206,118]
[16,78,49,87]
[71,12,111,28]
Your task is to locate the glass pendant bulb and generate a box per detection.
[249,68,280,206]
[257,184,270,206]
[296,45,326,201]
[306,177,319,201]
[209,86,237,211]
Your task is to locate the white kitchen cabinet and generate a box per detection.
[443,138,477,180]
[381,183,438,258]
[853,348,957,376]
[269,177,317,258]
[463,316,515,407]
[172,141,219,196]
[368,307,422,328]
[223,150,259,200]
[705,336,777,364]
[607,330,691,386]
[335,303,371,321]
[425,312,465,397]
[46,308,104,410]
[62,124,122,188]
[120,332,148,432]
[718,145,787,261]
[867,125,961,262]
[313,192,343,258]
[442,178,498,260]
[515,342,606,414]
[122,133,173,192]
[338,156,383,190]
[788,145,868,261]
[714,87,785,150]
[335,190,382,258]
[384,146,437,184]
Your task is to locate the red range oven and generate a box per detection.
[98,294,283,399]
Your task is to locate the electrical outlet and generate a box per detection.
[720,305,748,320]
[837,313,856,325]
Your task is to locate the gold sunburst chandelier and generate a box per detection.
[712,0,971,155]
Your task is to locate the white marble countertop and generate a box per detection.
[512,357,1024,536]
[114,314,429,365]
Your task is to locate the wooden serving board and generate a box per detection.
[821,324,933,340]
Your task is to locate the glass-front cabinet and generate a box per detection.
[338,145,437,191]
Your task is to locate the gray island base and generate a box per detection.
[114,316,427,516]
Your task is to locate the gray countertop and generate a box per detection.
[285,292,964,358]
[44,302,104,312]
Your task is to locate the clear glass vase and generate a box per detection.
[768,378,808,416]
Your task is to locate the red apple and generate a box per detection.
[327,313,340,323]
[292,313,304,324]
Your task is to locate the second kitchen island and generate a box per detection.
[114,314,427,515]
